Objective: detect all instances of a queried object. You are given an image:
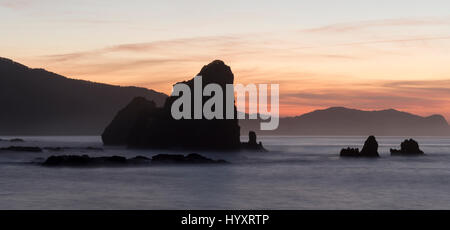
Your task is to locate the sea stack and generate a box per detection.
[241,131,267,151]
[390,139,424,156]
[102,60,265,151]
[340,136,380,157]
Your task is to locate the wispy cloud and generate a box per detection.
[303,18,450,33]
[41,35,244,63]
[57,19,130,25]
[0,0,34,10]
[284,90,444,107]
[289,35,450,51]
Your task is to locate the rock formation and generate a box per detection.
[148,60,240,150]
[42,153,227,167]
[0,146,42,152]
[340,147,360,157]
[340,136,380,157]
[102,60,264,151]
[102,97,160,145]
[42,155,150,167]
[390,139,424,156]
[241,131,267,151]
[152,153,227,164]
[360,136,379,157]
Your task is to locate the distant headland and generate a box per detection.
[240,107,450,136]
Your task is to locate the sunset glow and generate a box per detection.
[2,0,450,119]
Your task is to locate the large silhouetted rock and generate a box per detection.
[103,60,245,150]
[391,139,424,156]
[340,136,379,157]
[154,60,241,150]
[102,97,160,145]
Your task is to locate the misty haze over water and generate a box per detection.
[1,135,450,209]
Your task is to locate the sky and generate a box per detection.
[1,0,450,119]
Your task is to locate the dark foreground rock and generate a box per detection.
[42,153,227,167]
[0,146,42,152]
[43,155,151,167]
[340,136,380,157]
[391,139,424,156]
[152,153,227,164]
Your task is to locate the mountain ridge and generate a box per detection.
[0,57,158,92]
[240,106,450,136]
[297,107,448,123]
[0,57,168,135]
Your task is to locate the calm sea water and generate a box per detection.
[0,136,449,210]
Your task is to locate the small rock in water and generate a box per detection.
[391,139,424,156]
[240,131,267,152]
[360,136,379,157]
[340,147,360,157]
[340,136,379,158]
[0,146,42,152]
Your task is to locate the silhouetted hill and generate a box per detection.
[0,57,167,135]
[240,107,450,136]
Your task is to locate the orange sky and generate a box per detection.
[2,1,450,120]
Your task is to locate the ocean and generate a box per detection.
[0,136,449,210]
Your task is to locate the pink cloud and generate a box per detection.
[302,18,450,33]
[0,0,33,10]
